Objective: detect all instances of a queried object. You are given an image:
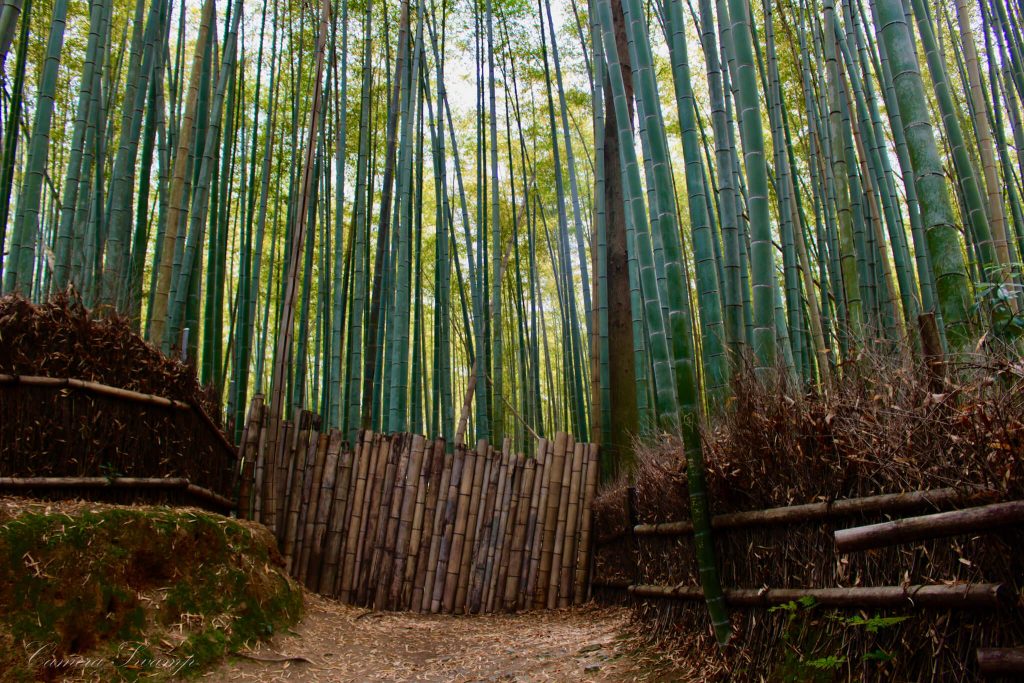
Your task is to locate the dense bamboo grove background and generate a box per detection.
[1,0,1023,635]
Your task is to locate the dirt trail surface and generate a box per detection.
[204,594,670,682]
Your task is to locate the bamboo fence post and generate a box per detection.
[306,430,340,589]
[421,441,454,611]
[404,437,436,606]
[282,411,313,571]
[456,439,490,612]
[468,444,500,613]
[370,435,405,608]
[340,431,373,601]
[505,454,535,610]
[298,428,328,584]
[547,435,575,608]
[277,409,303,533]
[538,432,568,608]
[524,437,551,610]
[413,439,446,611]
[391,434,426,608]
[559,441,585,607]
[443,441,479,612]
[252,410,269,523]
[575,443,599,603]
[356,433,389,604]
[320,431,353,595]
[261,414,287,533]
[487,446,520,610]
[237,396,264,519]
[435,445,467,613]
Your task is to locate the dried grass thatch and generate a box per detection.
[593,353,1024,680]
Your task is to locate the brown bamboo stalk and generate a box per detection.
[558,441,585,607]
[977,648,1024,675]
[468,445,500,613]
[0,374,191,409]
[390,434,426,608]
[298,428,328,585]
[434,445,466,613]
[340,431,374,601]
[443,442,478,612]
[487,445,518,612]
[412,439,446,610]
[835,501,1024,552]
[252,412,269,523]
[523,438,551,610]
[236,396,265,519]
[403,436,435,607]
[320,431,353,595]
[547,435,575,608]
[276,409,304,534]
[504,454,536,610]
[261,414,289,533]
[538,432,568,608]
[631,487,996,536]
[368,435,403,607]
[575,443,599,603]
[627,583,1012,608]
[455,439,489,612]
[355,433,388,604]
[420,442,453,611]
[307,429,341,589]
[282,412,313,570]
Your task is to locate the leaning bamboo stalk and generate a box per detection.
[487,446,520,610]
[504,454,536,610]
[443,442,478,613]
[835,501,1024,552]
[404,437,436,607]
[455,439,490,612]
[306,430,341,589]
[547,435,575,609]
[340,431,374,601]
[468,445,500,613]
[390,434,426,609]
[523,438,551,610]
[631,487,997,536]
[574,443,599,603]
[320,432,354,595]
[298,429,329,585]
[627,583,1012,608]
[282,411,313,571]
[538,432,567,608]
[435,445,467,613]
[413,439,446,611]
[0,374,191,409]
[977,648,1024,676]
[558,441,585,607]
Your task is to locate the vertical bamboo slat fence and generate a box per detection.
[236,396,599,613]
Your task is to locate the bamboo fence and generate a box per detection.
[236,395,599,613]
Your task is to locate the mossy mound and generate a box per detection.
[0,498,302,681]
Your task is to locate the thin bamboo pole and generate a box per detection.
[559,441,584,607]
[413,438,446,610]
[454,439,488,612]
[320,431,353,594]
[435,445,467,612]
[505,453,536,610]
[574,443,599,603]
[340,431,373,601]
[547,434,574,608]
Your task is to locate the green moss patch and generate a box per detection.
[0,501,302,681]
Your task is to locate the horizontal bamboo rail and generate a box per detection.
[236,397,597,614]
[977,648,1024,675]
[625,583,1011,609]
[835,500,1024,552]
[0,476,234,511]
[630,487,997,538]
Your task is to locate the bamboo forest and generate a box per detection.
[0,0,1023,675]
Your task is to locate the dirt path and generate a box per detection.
[203,594,669,682]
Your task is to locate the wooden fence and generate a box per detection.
[236,395,599,614]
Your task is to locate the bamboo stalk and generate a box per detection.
[487,445,517,612]
[524,438,550,610]
[435,445,467,612]
[0,373,191,409]
[252,414,269,523]
[632,488,997,536]
[0,477,233,510]
[505,454,536,610]
[454,439,488,612]
[282,411,313,570]
[468,444,500,613]
[835,501,1024,552]
[355,433,388,604]
[404,436,436,607]
[536,433,565,607]
[236,396,265,519]
[306,430,341,589]
[413,438,446,611]
[627,583,1012,608]
[370,435,405,608]
[298,429,329,585]
[390,433,426,608]
[559,441,585,607]
[443,441,479,612]
[547,434,574,609]
[320,431,353,595]
[977,648,1024,675]
[340,431,373,601]
[574,443,599,603]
